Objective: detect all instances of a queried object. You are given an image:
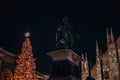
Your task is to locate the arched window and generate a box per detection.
[1,69,13,80]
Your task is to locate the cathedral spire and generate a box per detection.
[106,28,110,45]
[85,53,88,61]
[81,53,89,80]
[116,36,120,48]
[96,41,102,80]
[82,53,84,60]
[110,27,115,43]
[96,41,101,63]
[96,41,99,56]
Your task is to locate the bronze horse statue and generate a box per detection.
[56,17,73,49]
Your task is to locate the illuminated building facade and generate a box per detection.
[81,28,120,80]
[0,48,17,80]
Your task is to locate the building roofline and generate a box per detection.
[0,47,17,58]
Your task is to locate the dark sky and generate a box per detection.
[0,0,119,74]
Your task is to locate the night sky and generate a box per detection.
[0,0,119,74]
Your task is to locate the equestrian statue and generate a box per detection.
[56,17,73,49]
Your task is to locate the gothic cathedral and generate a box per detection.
[81,28,120,80]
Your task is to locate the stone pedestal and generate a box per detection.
[47,49,81,80]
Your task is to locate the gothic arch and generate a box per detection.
[0,69,13,80]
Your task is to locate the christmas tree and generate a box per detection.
[14,32,38,80]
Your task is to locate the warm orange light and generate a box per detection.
[14,36,38,80]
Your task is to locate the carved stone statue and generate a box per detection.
[56,17,73,49]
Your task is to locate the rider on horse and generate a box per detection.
[56,17,73,49]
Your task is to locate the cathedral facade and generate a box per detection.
[81,28,120,80]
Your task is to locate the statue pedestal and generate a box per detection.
[47,49,81,80]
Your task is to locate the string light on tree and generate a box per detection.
[14,32,38,80]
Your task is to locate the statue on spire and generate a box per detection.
[56,17,73,49]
